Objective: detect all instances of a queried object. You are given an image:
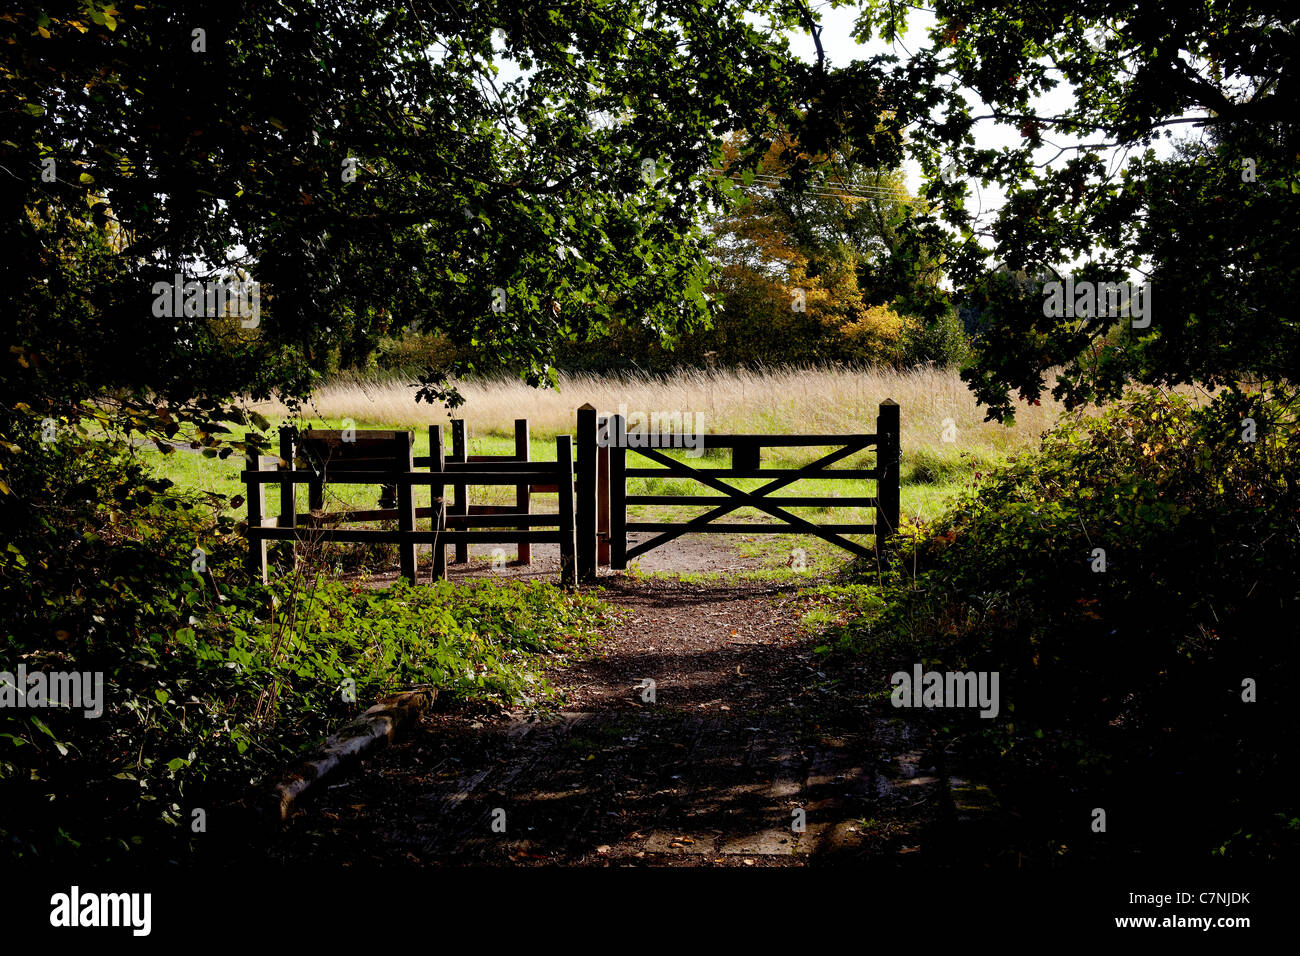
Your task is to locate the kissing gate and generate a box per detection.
[241,400,900,585]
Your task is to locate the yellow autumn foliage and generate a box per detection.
[709,130,913,364]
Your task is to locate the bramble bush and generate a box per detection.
[0,428,609,863]
[826,388,1300,860]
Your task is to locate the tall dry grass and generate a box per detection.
[254,365,1071,464]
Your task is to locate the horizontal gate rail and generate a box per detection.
[683,434,879,447]
[251,528,570,545]
[624,467,879,480]
[625,495,881,507]
[243,427,577,587]
[412,459,545,472]
[602,399,900,568]
[240,469,563,486]
[625,523,879,534]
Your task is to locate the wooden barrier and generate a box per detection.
[243,425,576,588]
[430,418,534,568]
[599,400,902,569]
[241,402,900,585]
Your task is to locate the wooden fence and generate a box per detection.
[242,425,577,586]
[241,400,900,586]
[594,400,900,574]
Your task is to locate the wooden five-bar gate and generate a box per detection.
[241,400,900,587]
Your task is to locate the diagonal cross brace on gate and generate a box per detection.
[624,441,877,559]
[597,399,900,569]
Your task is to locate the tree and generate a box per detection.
[704,129,913,364]
[2,1,814,443]
[1,1,842,652]
[796,0,1300,419]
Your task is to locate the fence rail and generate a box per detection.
[599,399,899,571]
[243,427,576,587]
[240,399,901,586]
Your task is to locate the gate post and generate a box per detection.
[277,427,297,570]
[515,418,531,565]
[576,404,598,583]
[597,417,610,567]
[556,435,578,589]
[396,432,417,583]
[450,419,468,563]
[609,414,627,570]
[875,399,900,566]
[245,435,268,583]
[429,424,446,582]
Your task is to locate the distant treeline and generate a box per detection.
[359,304,970,379]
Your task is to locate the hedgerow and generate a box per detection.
[826,388,1300,860]
[1,429,609,863]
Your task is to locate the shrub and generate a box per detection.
[0,430,609,863]
[826,388,1299,859]
[371,330,459,376]
[901,307,971,368]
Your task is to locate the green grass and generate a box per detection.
[139,410,996,579]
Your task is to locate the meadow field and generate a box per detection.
[146,365,1074,573]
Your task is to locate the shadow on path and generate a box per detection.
[248,575,1010,867]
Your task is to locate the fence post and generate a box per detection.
[515,418,531,565]
[609,413,627,570]
[245,435,267,583]
[397,432,417,583]
[733,441,760,473]
[556,435,577,589]
[876,399,900,567]
[597,417,611,567]
[278,427,297,569]
[576,404,598,583]
[308,439,324,512]
[450,419,468,563]
[378,431,396,511]
[430,424,446,582]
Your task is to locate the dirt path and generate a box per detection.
[348,528,793,587]
[241,538,1009,868]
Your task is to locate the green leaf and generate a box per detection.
[29,716,68,756]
